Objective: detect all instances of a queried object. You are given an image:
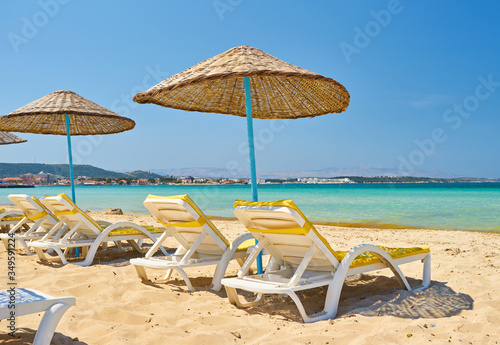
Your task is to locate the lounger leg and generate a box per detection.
[224,286,263,307]
[163,269,173,281]
[34,247,48,261]
[33,302,73,345]
[74,243,100,266]
[414,254,431,291]
[34,245,69,265]
[17,238,36,256]
[134,265,149,281]
[1,237,10,252]
[225,286,240,305]
[170,267,195,292]
[127,240,146,254]
[212,247,241,291]
[287,291,326,323]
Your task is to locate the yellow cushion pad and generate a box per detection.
[337,246,430,268]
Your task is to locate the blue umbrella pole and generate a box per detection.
[65,114,76,202]
[65,114,79,257]
[244,77,263,274]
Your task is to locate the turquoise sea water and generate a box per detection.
[1,183,499,232]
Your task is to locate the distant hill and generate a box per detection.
[150,166,462,179]
[124,170,163,179]
[0,163,162,179]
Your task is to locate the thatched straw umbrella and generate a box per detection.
[0,132,27,145]
[0,90,135,201]
[134,45,350,272]
[134,46,349,197]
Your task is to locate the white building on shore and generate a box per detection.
[297,177,354,184]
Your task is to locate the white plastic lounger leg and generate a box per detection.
[211,233,255,291]
[17,237,36,256]
[33,301,73,345]
[224,286,263,307]
[0,237,8,252]
[74,241,102,266]
[163,269,173,281]
[127,239,145,253]
[169,267,195,292]
[287,290,331,323]
[135,265,149,281]
[33,244,69,265]
[414,254,431,291]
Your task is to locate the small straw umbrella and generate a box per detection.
[0,132,27,145]
[133,45,350,272]
[0,90,135,201]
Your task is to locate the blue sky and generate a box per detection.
[1,1,499,178]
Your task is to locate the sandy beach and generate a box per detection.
[1,207,499,345]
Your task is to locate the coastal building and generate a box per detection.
[22,171,57,185]
[79,180,97,185]
[297,177,354,184]
[22,173,36,185]
[36,171,57,184]
[0,177,23,185]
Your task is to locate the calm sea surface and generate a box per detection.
[1,183,499,232]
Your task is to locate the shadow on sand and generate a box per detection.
[222,275,473,322]
[0,328,87,345]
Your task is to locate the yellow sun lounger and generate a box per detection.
[29,193,167,266]
[221,200,431,323]
[130,194,254,291]
[0,194,69,255]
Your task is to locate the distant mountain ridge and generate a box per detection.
[0,163,162,179]
[150,166,462,179]
[0,163,467,180]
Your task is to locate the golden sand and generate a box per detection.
[0,207,499,344]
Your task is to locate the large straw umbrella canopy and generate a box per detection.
[0,132,27,145]
[0,90,135,200]
[134,45,350,272]
[134,46,350,119]
[134,46,350,195]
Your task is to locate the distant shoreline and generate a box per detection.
[6,180,500,187]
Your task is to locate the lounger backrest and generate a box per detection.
[8,194,59,231]
[234,200,341,271]
[40,194,102,239]
[144,194,229,256]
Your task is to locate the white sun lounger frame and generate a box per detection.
[222,204,431,322]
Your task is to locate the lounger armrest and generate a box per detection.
[228,232,255,252]
[337,244,414,291]
[0,210,24,220]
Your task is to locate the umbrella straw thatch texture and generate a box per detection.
[0,132,27,145]
[0,90,135,203]
[134,46,350,119]
[0,90,135,135]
